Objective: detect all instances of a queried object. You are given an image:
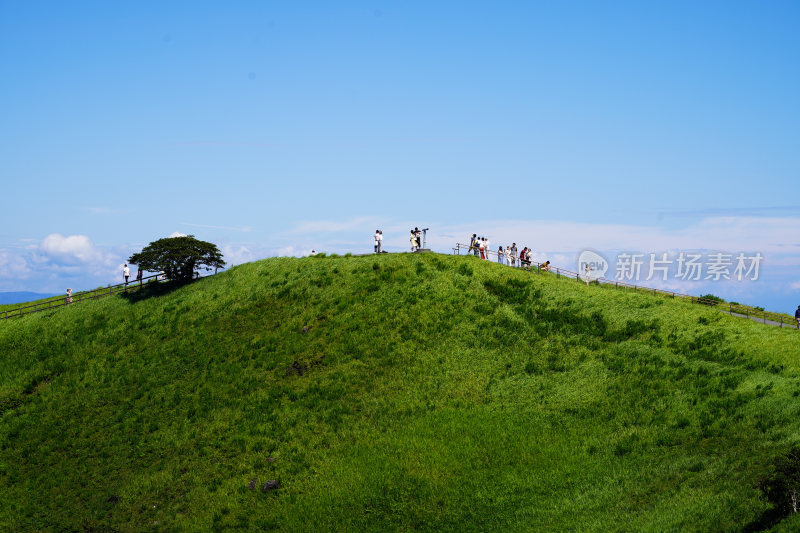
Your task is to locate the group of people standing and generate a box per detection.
[467,234,551,272]
[373,227,426,253]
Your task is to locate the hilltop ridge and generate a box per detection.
[1,253,800,531]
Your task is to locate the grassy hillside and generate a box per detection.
[2,253,800,531]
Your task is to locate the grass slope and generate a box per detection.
[2,253,800,532]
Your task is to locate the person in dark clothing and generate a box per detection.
[795,305,800,328]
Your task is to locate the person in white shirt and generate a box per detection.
[504,246,511,265]
[374,230,383,253]
[484,238,490,260]
[123,264,131,285]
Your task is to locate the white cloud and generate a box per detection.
[273,245,314,257]
[790,281,800,291]
[430,216,800,255]
[221,245,254,266]
[169,232,188,238]
[0,250,31,280]
[38,234,107,265]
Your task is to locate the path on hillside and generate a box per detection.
[721,310,798,329]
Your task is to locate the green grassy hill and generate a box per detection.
[2,253,800,531]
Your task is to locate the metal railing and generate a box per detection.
[453,243,799,329]
[1,273,168,320]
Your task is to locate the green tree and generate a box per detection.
[128,235,225,282]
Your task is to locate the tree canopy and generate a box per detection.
[128,235,225,282]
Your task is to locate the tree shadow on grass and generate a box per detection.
[119,280,188,303]
[740,507,784,532]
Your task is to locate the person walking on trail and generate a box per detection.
[374,230,383,253]
[497,246,504,265]
[525,248,532,270]
[123,264,131,285]
[504,246,511,265]
[510,243,517,267]
[478,238,486,259]
[584,263,593,286]
[136,267,143,286]
[484,237,490,260]
[795,305,800,328]
[65,288,72,304]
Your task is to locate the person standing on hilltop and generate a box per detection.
[484,237,491,260]
[795,305,800,328]
[136,267,143,286]
[497,246,504,265]
[478,237,486,259]
[410,230,418,252]
[65,288,72,304]
[468,233,477,255]
[510,243,517,267]
[123,264,131,285]
[374,230,383,254]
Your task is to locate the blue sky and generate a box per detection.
[1,1,799,311]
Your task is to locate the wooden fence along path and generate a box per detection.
[0,273,167,320]
[453,243,799,330]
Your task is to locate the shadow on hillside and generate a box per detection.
[120,280,188,303]
[740,507,784,532]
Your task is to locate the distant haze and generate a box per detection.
[0,292,58,305]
